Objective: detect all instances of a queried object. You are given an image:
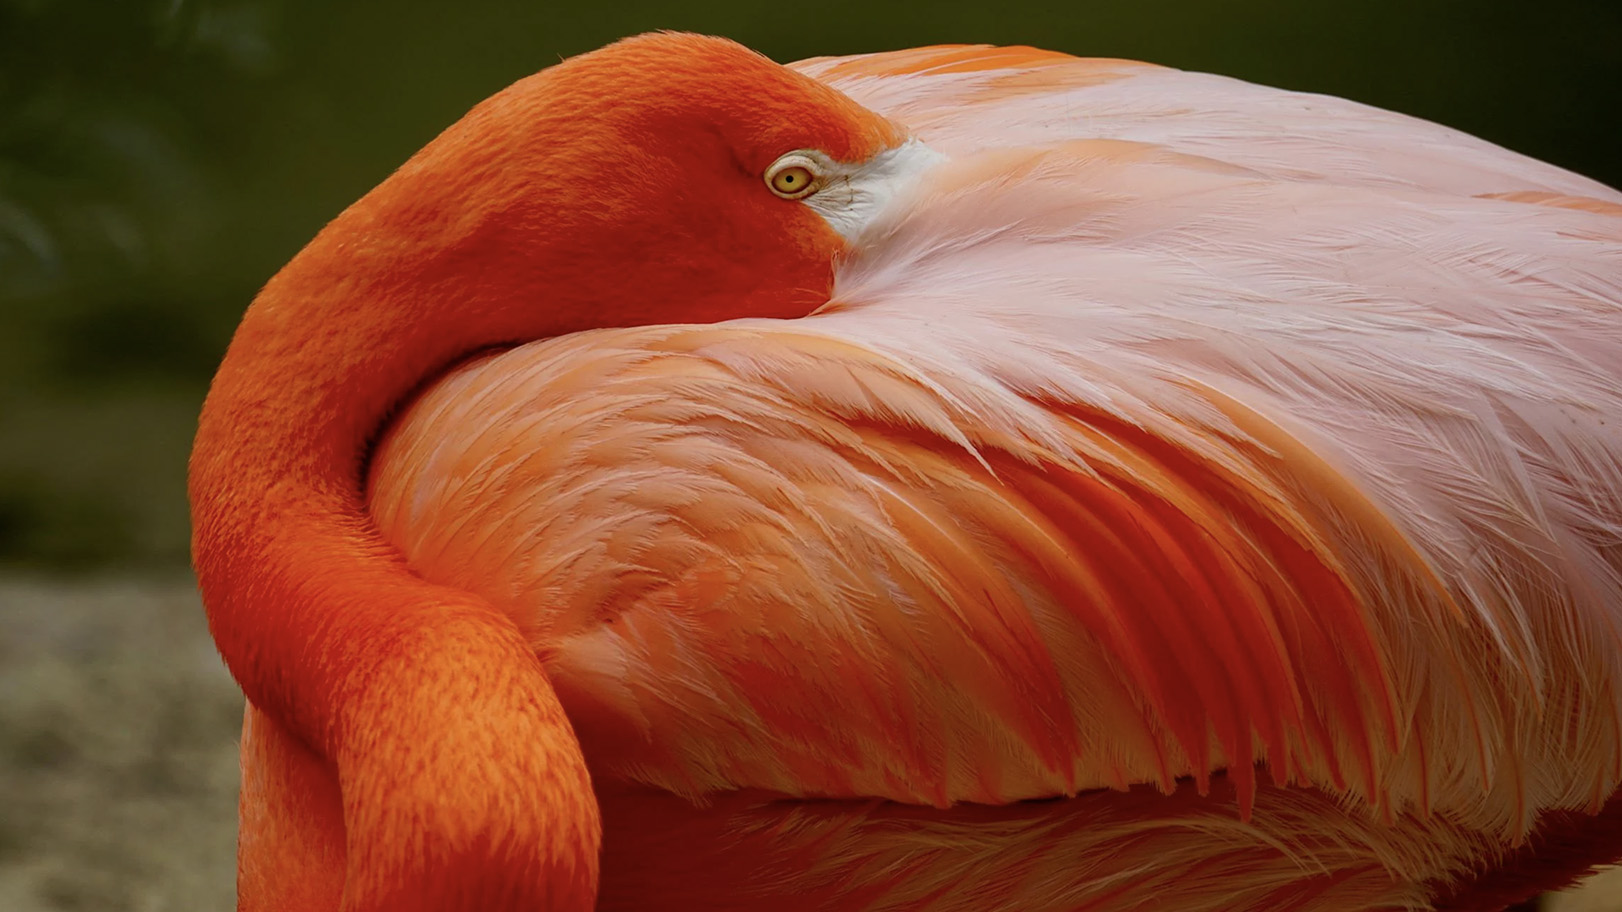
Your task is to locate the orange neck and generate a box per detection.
[191,193,500,746]
[189,174,613,907]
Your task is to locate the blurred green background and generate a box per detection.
[1,0,1618,573]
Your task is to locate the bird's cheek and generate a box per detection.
[709,208,846,322]
[771,218,848,318]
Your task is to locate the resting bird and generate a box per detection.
[189,32,1622,912]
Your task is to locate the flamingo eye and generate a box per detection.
[765,153,826,199]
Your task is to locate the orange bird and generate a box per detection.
[190,33,1622,912]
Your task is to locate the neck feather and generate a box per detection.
[190,211,603,908]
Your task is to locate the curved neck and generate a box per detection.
[191,257,479,747]
[191,225,605,909]
[188,162,600,732]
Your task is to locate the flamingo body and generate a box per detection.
[193,35,1622,912]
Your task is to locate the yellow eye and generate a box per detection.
[764,152,825,199]
[771,166,814,195]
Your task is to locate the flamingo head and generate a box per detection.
[202,31,943,480]
[267,32,931,355]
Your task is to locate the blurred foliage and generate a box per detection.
[0,0,1617,570]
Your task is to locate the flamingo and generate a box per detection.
[189,32,1622,912]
